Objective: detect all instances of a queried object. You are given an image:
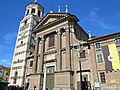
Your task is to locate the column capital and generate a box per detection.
[40,35,44,41]
[70,24,74,29]
[56,29,61,35]
[34,37,39,42]
[64,26,70,32]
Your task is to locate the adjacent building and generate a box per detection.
[0,65,10,81]
[0,65,10,90]
[89,32,120,90]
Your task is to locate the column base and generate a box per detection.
[28,73,43,90]
[54,70,74,90]
[53,87,75,90]
[28,87,43,90]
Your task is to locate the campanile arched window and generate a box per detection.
[13,71,18,84]
[31,8,35,14]
[14,71,18,77]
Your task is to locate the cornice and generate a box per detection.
[75,23,89,37]
[89,32,120,43]
[44,50,57,55]
[26,54,34,59]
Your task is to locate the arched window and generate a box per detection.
[31,8,35,13]
[30,61,33,67]
[49,34,55,47]
[21,41,23,44]
[38,10,40,16]
[14,71,18,77]
[13,79,17,84]
[13,71,18,84]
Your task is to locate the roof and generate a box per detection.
[0,65,10,70]
[26,2,44,11]
[89,32,120,43]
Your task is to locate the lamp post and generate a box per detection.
[79,60,83,90]
[77,42,83,90]
[43,65,47,90]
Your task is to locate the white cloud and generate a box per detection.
[89,8,99,18]
[0,59,12,67]
[2,32,17,45]
[97,20,112,30]
[114,11,120,18]
[89,8,113,30]
[0,32,16,67]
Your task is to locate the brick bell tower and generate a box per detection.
[9,1,44,87]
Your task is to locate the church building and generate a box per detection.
[9,1,120,90]
[23,2,90,90]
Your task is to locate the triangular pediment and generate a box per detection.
[34,13,68,30]
[44,18,58,25]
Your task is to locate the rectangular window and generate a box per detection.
[116,38,120,46]
[13,79,17,84]
[49,34,55,47]
[80,50,86,58]
[97,54,103,63]
[30,61,33,67]
[96,43,101,50]
[38,10,40,16]
[100,72,106,83]
[46,66,55,73]
[118,51,120,60]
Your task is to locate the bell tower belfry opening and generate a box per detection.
[9,2,44,87]
[25,2,44,18]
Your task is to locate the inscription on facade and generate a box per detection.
[46,54,55,60]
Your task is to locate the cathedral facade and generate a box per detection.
[23,2,90,90]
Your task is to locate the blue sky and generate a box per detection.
[0,0,120,67]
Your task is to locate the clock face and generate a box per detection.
[108,55,114,62]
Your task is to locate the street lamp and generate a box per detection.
[43,64,47,90]
[77,42,87,90]
[77,42,83,90]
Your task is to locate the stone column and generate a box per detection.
[65,26,71,70]
[33,37,39,73]
[56,29,62,70]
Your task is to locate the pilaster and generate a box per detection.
[39,36,45,72]
[65,26,71,70]
[56,29,62,70]
[33,37,39,73]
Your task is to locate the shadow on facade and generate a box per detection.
[8,86,24,90]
